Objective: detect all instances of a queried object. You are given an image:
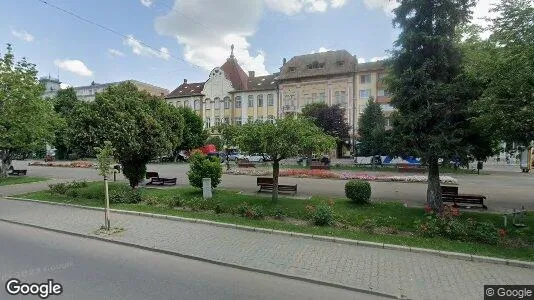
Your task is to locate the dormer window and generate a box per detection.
[288,67,296,72]
[336,60,345,67]
[307,61,325,69]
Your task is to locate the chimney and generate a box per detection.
[183,79,188,84]
[248,71,255,78]
[283,58,287,65]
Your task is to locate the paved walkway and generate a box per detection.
[0,198,532,300]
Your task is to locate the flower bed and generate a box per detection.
[29,161,94,168]
[225,168,458,184]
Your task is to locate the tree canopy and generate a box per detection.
[236,116,335,201]
[177,106,208,151]
[387,0,476,211]
[357,97,387,158]
[0,44,58,177]
[301,102,350,142]
[52,88,81,160]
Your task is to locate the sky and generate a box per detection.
[0,0,497,91]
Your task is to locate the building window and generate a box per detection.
[235,96,242,108]
[319,92,326,102]
[224,96,230,109]
[378,89,391,97]
[205,117,211,128]
[359,89,371,99]
[224,117,230,124]
[194,100,200,110]
[267,115,274,123]
[336,60,345,67]
[360,74,371,84]
[257,94,264,107]
[303,94,310,105]
[307,61,325,69]
[184,100,190,108]
[267,94,274,106]
[335,91,347,106]
[205,99,211,110]
[248,95,254,107]
[288,67,296,72]
[215,117,221,126]
[214,97,221,109]
[235,117,242,125]
[284,94,295,107]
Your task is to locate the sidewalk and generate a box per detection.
[1,198,532,300]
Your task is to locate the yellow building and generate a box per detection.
[165,46,279,129]
[355,61,393,128]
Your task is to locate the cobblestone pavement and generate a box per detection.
[1,199,532,300]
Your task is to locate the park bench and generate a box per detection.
[396,163,426,173]
[257,177,297,195]
[441,185,487,209]
[9,169,27,176]
[237,159,255,168]
[310,161,329,170]
[145,171,177,186]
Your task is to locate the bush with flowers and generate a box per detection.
[415,204,502,245]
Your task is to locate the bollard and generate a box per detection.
[202,178,212,199]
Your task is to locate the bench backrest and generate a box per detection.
[441,185,458,195]
[257,177,274,185]
[146,171,159,179]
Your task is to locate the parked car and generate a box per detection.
[227,152,246,161]
[247,153,271,162]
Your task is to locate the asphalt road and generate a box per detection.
[0,222,386,300]
[10,161,533,212]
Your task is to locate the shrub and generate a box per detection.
[143,195,159,206]
[236,202,249,216]
[65,188,79,198]
[109,188,142,204]
[274,206,285,220]
[49,183,68,195]
[345,180,371,204]
[166,195,182,208]
[360,218,377,232]
[183,197,203,211]
[312,204,334,226]
[214,201,224,214]
[187,152,223,189]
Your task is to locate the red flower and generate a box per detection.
[424,203,433,214]
[498,228,507,238]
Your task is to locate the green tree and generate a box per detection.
[216,123,240,151]
[386,0,476,212]
[95,141,115,230]
[176,106,207,152]
[79,82,184,187]
[301,102,351,156]
[473,0,534,146]
[187,151,223,189]
[0,44,57,177]
[206,135,223,150]
[52,88,81,160]
[236,116,335,201]
[357,97,386,166]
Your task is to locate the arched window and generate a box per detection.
[214,97,221,109]
[205,98,211,110]
[184,100,190,108]
[224,96,230,109]
[194,100,200,110]
[248,95,254,107]
[257,94,264,107]
[235,96,242,108]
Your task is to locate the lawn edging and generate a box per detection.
[5,196,534,270]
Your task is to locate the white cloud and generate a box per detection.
[361,0,398,15]
[358,58,366,64]
[60,83,71,89]
[54,59,93,77]
[265,0,348,15]
[310,46,331,53]
[155,0,268,75]
[10,27,34,42]
[369,55,389,62]
[108,49,125,57]
[140,0,153,7]
[124,35,170,60]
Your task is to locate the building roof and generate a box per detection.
[240,73,278,92]
[356,60,387,72]
[220,56,249,90]
[166,82,205,99]
[277,50,356,81]
[71,79,167,92]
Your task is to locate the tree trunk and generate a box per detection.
[272,160,280,202]
[0,151,12,179]
[426,157,443,213]
[104,176,110,230]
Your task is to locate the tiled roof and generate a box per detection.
[166,82,205,99]
[277,50,356,81]
[240,73,278,92]
[357,60,387,72]
[221,58,249,90]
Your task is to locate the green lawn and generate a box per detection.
[0,176,48,186]
[17,182,534,261]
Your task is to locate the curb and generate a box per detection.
[0,218,400,300]
[4,196,534,270]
